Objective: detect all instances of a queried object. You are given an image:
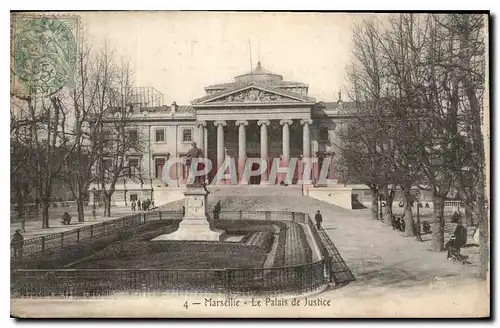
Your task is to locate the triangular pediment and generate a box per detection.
[193,85,312,105]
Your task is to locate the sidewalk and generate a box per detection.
[10,206,138,240]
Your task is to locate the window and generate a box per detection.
[155,158,166,179]
[130,194,138,202]
[128,158,140,177]
[319,127,329,141]
[182,128,193,143]
[128,129,138,143]
[155,129,165,143]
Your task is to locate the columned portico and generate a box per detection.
[258,120,270,184]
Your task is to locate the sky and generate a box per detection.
[80,12,372,105]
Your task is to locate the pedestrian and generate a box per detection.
[451,207,462,224]
[61,212,71,225]
[137,200,141,211]
[11,229,24,260]
[315,210,323,230]
[213,200,222,220]
[454,219,468,248]
[131,200,136,211]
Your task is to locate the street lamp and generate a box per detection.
[92,187,97,219]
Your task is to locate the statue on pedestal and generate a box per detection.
[186,142,205,185]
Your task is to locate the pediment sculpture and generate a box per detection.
[207,88,301,103]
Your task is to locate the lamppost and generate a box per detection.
[92,187,96,219]
[124,179,128,207]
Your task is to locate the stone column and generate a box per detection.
[203,124,208,183]
[301,119,313,184]
[235,120,248,183]
[311,125,319,184]
[195,121,206,151]
[280,119,292,161]
[258,120,270,184]
[280,119,293,184]
[214,120,227,176]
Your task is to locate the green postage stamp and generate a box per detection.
[11,14,79,97]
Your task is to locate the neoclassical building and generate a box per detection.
[92,62,355,208]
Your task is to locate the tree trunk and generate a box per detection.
[77,198,85,222]
[382,188,394,226]
[104,195,112,217]
[477,183,489,280]
[403,187,415,237]
[415,202,422,242]
[42,201,50,229]
[370,189,378,220]
[384,198,393,226]
[431,194,445,252]
[16,188,25,223]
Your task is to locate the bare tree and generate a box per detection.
[93,58,144,217]
[15,92,69,229]
[57,42,111,222]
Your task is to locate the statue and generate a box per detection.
[186,142,205,185]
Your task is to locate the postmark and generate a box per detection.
[11,14,79,97]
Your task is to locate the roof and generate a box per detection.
[315,101,358,110]
[205,80,308,90]
[204,61,309,95]
[193,81,315,105]
[235,61,279,77]
[143,105,194,113]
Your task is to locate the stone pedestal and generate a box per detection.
[163,184,221,241]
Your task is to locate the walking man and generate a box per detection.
[11,229,24,261]
[315,210,323,230]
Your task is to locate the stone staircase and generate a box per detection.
[207,184,303,197]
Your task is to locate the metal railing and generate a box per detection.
[11,210,354,296]
[11,210,182,260]
[218,210,307,223]
[11,260,326,297]
[306,216,355,285]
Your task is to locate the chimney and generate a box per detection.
[170,101,177,113]
[337,90,343,103]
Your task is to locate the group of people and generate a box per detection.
[131,199,154,212]
[391,215,406,232]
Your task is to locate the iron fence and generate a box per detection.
[11,210,182,260]
[11,209,354,296]
[218,210,307,223]
[11,259,326,297]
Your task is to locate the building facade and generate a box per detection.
[91,62,354,207]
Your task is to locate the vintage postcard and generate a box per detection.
[10,11,490,318]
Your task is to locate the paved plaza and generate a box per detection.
[10,206,137,239]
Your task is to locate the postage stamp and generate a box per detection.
[11,14,79,97]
